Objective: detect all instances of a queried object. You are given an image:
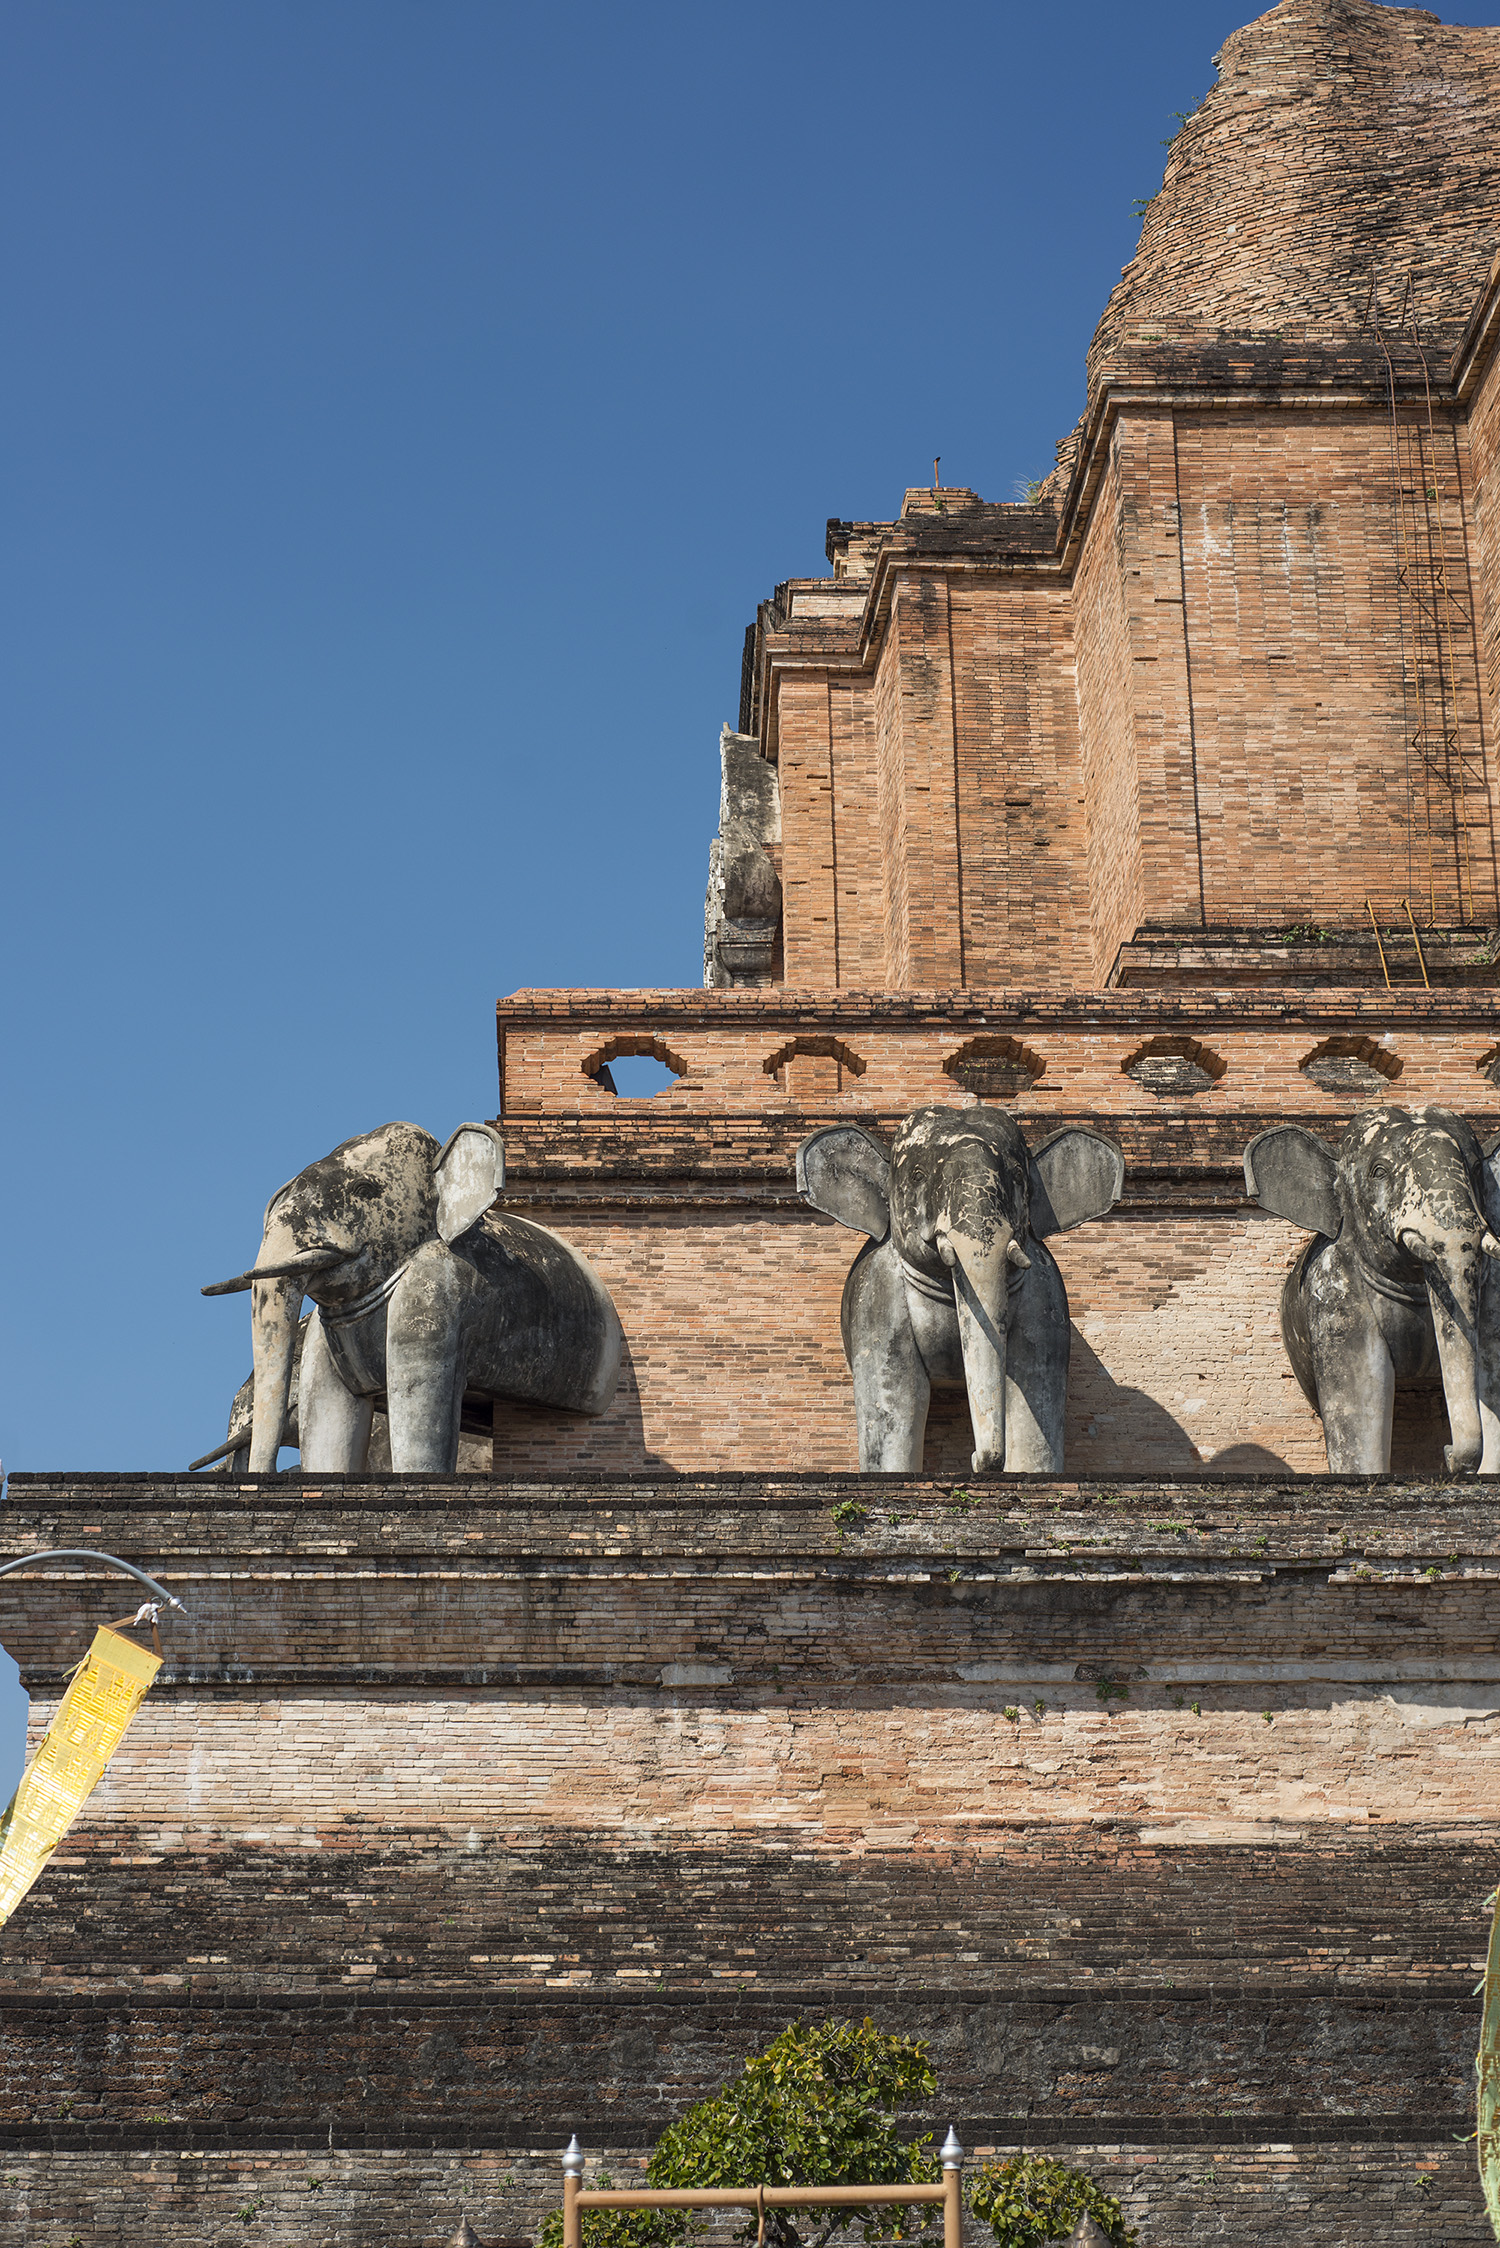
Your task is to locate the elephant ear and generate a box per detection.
[435,1123,506,1243]
[1244,1125,1342,1239]
[1027,1128,1125,1237]
[796,1126,891,1240]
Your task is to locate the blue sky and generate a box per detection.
[2,0,1498,1776]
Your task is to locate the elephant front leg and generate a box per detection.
[1479,1262,1500,1475]
[845,1245,930,1472]
[385,1242,477,1473]
[297,1311,375,1472]
[1315,1319,1396,1474]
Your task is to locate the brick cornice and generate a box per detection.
[499,984,1500,1032]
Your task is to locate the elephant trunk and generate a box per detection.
[1428,1256,1484,1476]
[947,1231,1010,1474]
[248,1274,304,1473]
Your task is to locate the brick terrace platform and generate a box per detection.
[0,1470,1493,2244]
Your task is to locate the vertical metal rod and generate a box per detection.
[941,2127,964,2248]
[564,2138,584,2248]
[1402,898,1432,988]
[1409,298,1476,924]
[1365,899,1392,990]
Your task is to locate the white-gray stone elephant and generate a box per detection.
[1246,1104,1500,1474]
[798,1105,1124,1474]
[202,1121,622,1474]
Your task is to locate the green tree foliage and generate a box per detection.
[964,2155,1137,2248]
[541,2019,940,2248]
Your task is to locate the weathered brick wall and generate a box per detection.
[827,674,884,990]
[1,2143,1484,2248]
[1172,404,1494,928]
[946,585,1090,988]
[499,988,1500,1120]
[481,1203,1339,1477]
[488,988,1499,1477]
[0,1475,1496,2243]
[774,673,840,988]
[1465,279,1500,752]
[1072,426,1144,982]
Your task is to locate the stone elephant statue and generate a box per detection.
[797,1104,1124,1474]
[189,1311,498,1474]
[1245,1104,1500,1474]
[202,1121,622,1474]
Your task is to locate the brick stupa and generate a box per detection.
[3,3,1500,2243]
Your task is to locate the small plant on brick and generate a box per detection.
[1002,1707,1020,1725]
[1095,1677,1129,1706]
[966,2154,1137,2247]
[830,1501,868,1531]
[541,2018,943,2248]
[1279,922,1336,945]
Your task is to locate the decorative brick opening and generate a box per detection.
[1478,1046,1500,1087]
[1299,1035,1403,1097]
[582,1036,688,1098]
[1121,1035,1226,1099]
[943,1035,1043,1101]
[763,1034,866,1098]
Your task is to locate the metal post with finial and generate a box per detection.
[562,2135,585,2248]
[940,2127,964,2248]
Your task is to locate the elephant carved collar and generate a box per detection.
[897,1246,1027,1305]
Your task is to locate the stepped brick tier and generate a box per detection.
[494,986,1500,1478]
[0,1472,1497,2247]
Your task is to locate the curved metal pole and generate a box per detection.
[0,1551,186,1614]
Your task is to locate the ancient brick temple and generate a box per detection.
[4,3,1500,2243]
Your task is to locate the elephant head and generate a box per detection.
[800,1105,1123,1473]
[204,1121,504,1472]
[1246,1106,1500,1474]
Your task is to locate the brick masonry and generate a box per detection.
[16,9,1500,2243]
[1,1475,1498,2242]
[489,987,1500,1478]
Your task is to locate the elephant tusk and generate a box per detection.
[1006,1238,1031,1271]
[201,1250,347,1297]
[187,1433,251,1471]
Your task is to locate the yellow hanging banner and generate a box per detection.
[1477,1888,1500,2240]
[0,1626,161,1929]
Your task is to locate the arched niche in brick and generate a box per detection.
[581,1035,689,1098]
[1121,1034,1226,1099]
[942,1035,1043,1101]
[763,1034,866,1096]
[1299,1035,1403,1098]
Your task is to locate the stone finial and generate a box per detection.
[562,2136,585,2177]
[940,2128,964,2171]
[1066,2218,1112,2248]
[450,2220,484,2248]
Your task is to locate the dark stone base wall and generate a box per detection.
[0,1471,1496,2245]
[0,2143,1487,2248]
